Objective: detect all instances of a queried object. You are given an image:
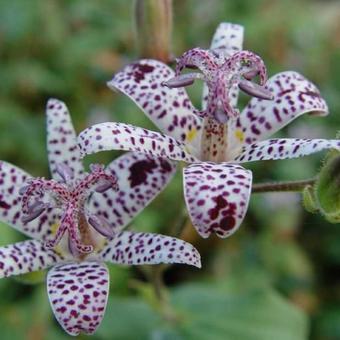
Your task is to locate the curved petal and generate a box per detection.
[231,72,329,148]
[202,23,244,111]
[87,152,176,232]
[0,161,57,240]
[98,231,201,268]
[235,138,340,163]
[0,239,62,278]
[47,261,109,336]
[77,122,198,163]
[183,162,252,238]
[46,98,84,181]
[108,60,202,148]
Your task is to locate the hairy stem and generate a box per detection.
[252,178,316,193]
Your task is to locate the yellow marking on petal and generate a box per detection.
[235,129,244,143]
[50,222,59,235]
[186,128,197,143]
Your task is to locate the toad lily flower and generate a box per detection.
[78,22,340,239]
[0,99,200,336]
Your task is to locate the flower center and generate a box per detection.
[164,48,273,162]
[165,48,272,124]
[20,163,118,255]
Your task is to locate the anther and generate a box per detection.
[56,163,74,182]
[88,214,115,238]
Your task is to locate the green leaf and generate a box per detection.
[98,298,163,340]
[97,283,308,340]
[170,284,308,340]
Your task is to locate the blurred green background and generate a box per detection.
[1,0,340,339]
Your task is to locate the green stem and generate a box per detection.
[150,264,179,323]
[252,178,316,193]
[150,264,166,303]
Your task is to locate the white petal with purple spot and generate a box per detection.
[46,98,84,181]
[108,60,202,148]
[0,239,63,278]
[88,152,176,232]
[210,22,244,53]
[77,122,198,163]
[183,162,252,238]
[232,71,329,147]
[47,261,109,336]
[98,231,201,268]
[0,161,57,240]
[235,138,340,163]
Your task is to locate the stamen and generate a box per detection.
[19,185,30,195]
[162,73,203,88]
[21,201,49,223]
[95,181,113,193]
[55,163,74,182]
[20,162,118,256]
[238,79,273,100]
[88,214,115,238]
[242,69,259,80]
[68,234,80,258]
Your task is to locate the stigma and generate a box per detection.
[20,163,118,255]
[163,48,273,124]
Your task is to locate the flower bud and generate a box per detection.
[134,0,173,62]
[314,150,340,223]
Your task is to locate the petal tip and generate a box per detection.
[46,98,66,112]
[218,22,244,31]
[106,79,115,90]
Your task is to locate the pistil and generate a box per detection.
[20,163,118,256]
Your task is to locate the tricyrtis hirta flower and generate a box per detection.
[0,99,200,336]
[78,22,340,239]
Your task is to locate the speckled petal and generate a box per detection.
[0,239,63,278]
[232,72,329,147]
[202,23,244,111]
[46,98,84,181]
[108,60,202,148]
[98,231,201,268]
[47,261,109,336]
[183,162,252,238]
[88,152,176,232]
[235,138,340,163]
[0,161,57,240]
[77,122,198,163]
[210,22,244,53]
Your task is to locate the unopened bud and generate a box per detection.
[314,150,340,223]
[135,0,173,62]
